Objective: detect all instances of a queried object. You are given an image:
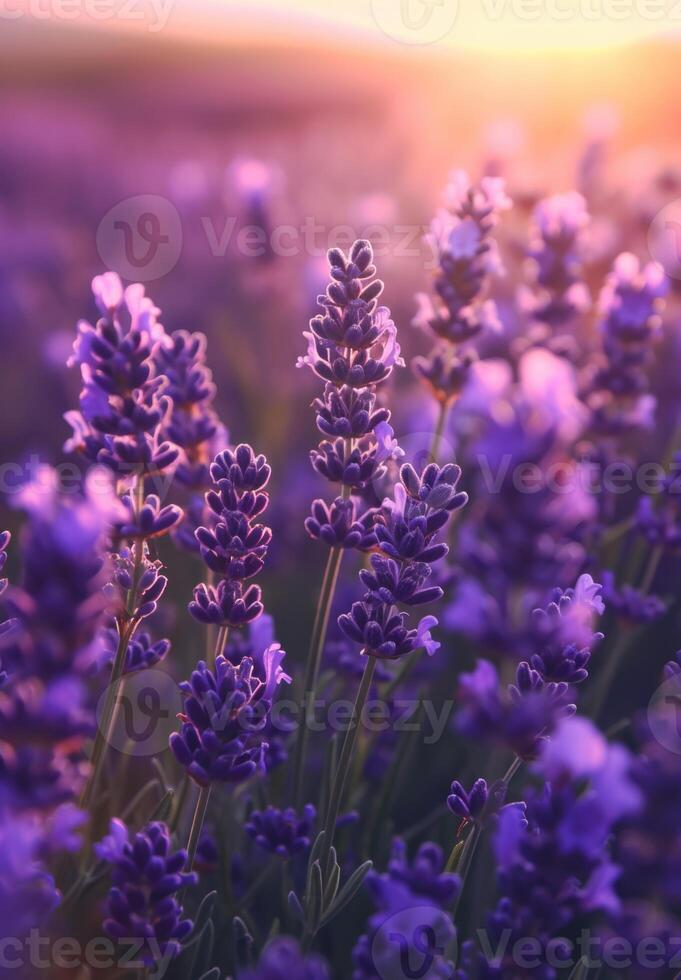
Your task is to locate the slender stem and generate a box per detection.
[186,784,212,872]
[292,545,345,807]
[210,625,229,668]
[639,544,663,595]
[319,656,376,874]
[430,400,449,463]
[80,618,134,813]
[81,475,145,815]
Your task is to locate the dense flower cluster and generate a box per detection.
[189,444,272,629]
[170,651,287,786]
[95,819,197,966]
[339,462,466,660]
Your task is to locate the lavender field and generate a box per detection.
[3,10,681,979]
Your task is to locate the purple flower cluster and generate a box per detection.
[414,170,511,404]
[587,252,668,434]
[522,191,591,340]
[245,803,316,857]
[95,819,197,966]
[339,462,466,660]
[299,239,403,544]
[189,444,272,628]
[65,272,179,478]
[352,838,459,980]
[170,652,287,786]
[455,574,604,759]
[460,718,641,978]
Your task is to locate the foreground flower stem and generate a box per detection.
[186,784,212,872]
[430,401,449,462]
[292,545,345,807]
[319,655,377,874]
[450,755,522,924]
[80,477,146,816]
[210,624,229,669]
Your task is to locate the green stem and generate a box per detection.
[430,401,449,463]
[319,656,376,874]
[292,545,345,807]
[211,625,229,668]
[81,476,145,816]
[186,784,212,872]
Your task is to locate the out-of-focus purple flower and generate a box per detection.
[414,170,511,404]
[588,252,668,435]
[522,191,591,336]
[456,658,572,760]
[245,804,316,857]
[239,937,330,980]
[95,819,196,966]
[601,569,666,625]
[352,838,458,980]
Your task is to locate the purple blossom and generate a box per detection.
[95,819,196,966]
[169,653,288,786]
[245,804,316,857]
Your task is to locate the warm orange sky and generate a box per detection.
[5,0,681,51]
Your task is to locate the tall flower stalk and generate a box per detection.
[65,274,182,816]
[172,443,288,866]
[292,240,403,806]
[413,171,511,459]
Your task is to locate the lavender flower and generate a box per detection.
[352,838,459,980]
[414,170,511,406]
[587,252,668,435]
[170,653,287,786]
[245,804,316,857]
[95,819,196,966]
[64,273,179,477]
[189,445,271,629]
[239,937,330,980]
[522,191,590,339]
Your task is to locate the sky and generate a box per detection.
[6,0,681,52]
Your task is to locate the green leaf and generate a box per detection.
[319,860,372,927]
[287,890,305,925]
[306,860,323,931]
